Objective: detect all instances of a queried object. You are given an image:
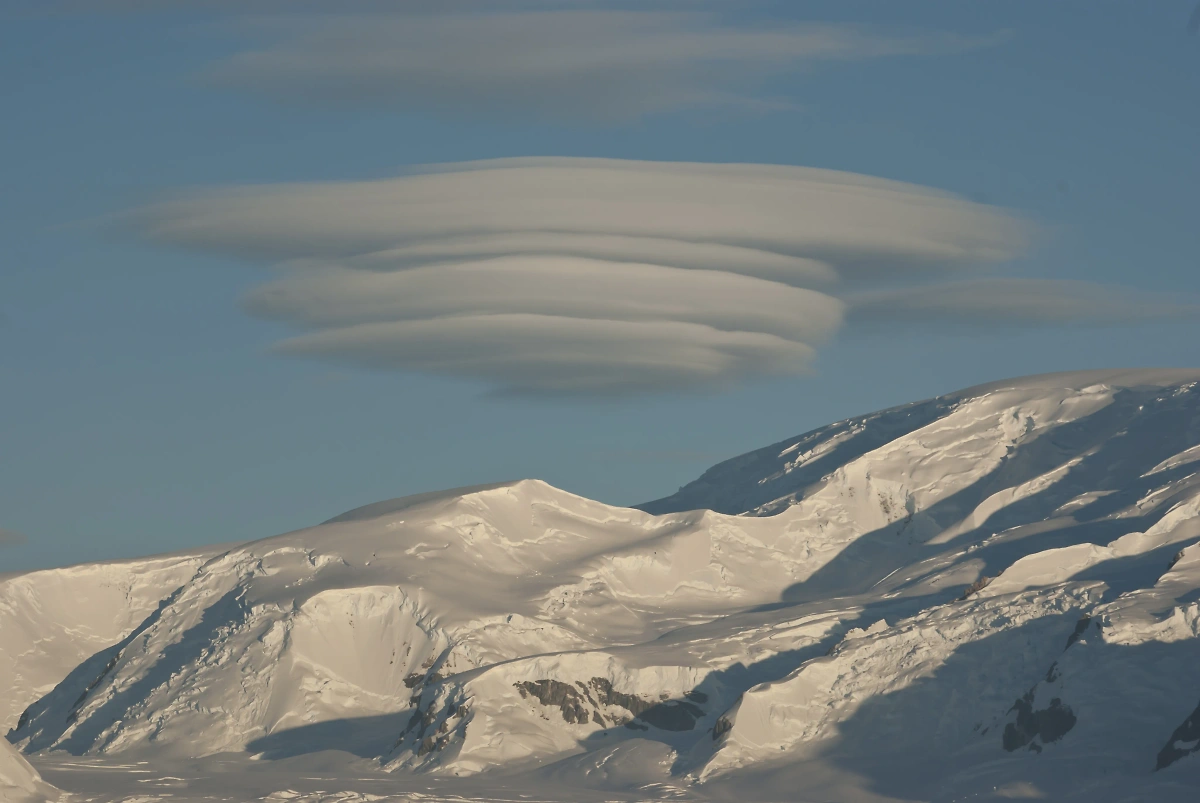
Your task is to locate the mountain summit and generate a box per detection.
[6,369,1200,802]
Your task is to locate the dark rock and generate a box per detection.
[1064,615,1093,650]
[588,677,704,731]
[515,680,591,724]
[1156,699,1200,770]
[1002,690,1077,752]
[514,677,706,731]
[958,575,992,601]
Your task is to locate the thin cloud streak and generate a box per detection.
[207,10,1006,121]
[846,279,1200,329]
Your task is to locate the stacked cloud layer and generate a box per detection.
[134,157,1034,393]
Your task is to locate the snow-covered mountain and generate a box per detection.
[0,550,215,733]
[0,739,59,803]
[6,369,1200,802]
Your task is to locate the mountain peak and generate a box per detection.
[7,370,1200,801]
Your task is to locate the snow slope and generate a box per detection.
[7,369,1200,802]
[0,738,58,803]
[0,550,214,732]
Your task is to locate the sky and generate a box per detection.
[2,1,1199,572]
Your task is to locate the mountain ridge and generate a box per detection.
[6,368,1200,802]
[638,367,1200,516]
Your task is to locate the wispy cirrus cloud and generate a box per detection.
[205,9,1004,121]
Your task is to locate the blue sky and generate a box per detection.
[2,1,1199,571]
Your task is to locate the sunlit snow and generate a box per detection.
[5,369,1200,802]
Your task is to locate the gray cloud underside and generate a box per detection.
[207,10,1002,120]
[129,157,1185,395]
[243,257,842,343]
[276,315,818,395]
[346,233,839,286]
[847,279,1200,328]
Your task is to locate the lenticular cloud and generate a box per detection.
[208,11,1000,122]
[134,158,1028,394]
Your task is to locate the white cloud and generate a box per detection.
[137,157,1028,279]
[131,157,1034,395]
[207,10,1003,121]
